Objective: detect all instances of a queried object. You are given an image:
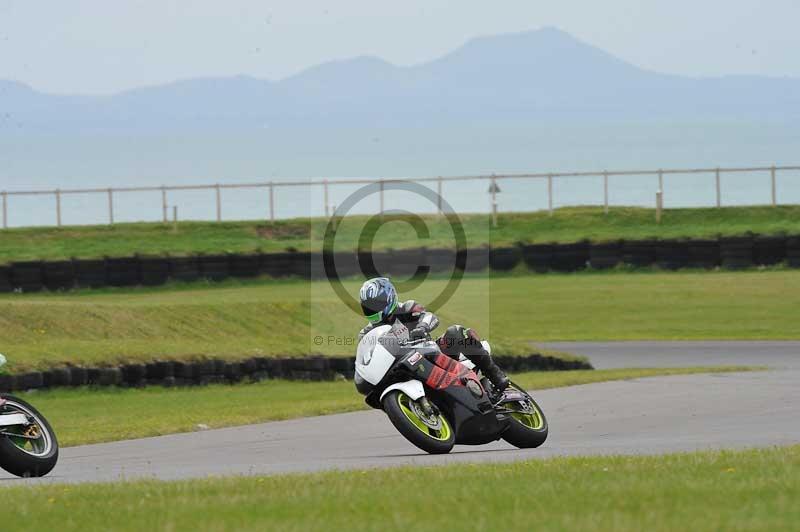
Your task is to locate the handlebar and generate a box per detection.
[401,336,432,346]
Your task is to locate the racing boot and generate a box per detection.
[459,329,510,395]
[473,354,510,397]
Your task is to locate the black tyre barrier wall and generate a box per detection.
[720,236,754,270]
[1,234,799,292]
[106,257,141,287]
[463,247,489,273]
[0,266,11,292]
[753,236,786,266]
[198,255,230,281]
[140,256,171,286]
[521,244,553,273]
[10,261,44,292]
[169,256,200,283]
[43,260,75,291]
[656,240,690,271]
[588,241,622,270]
[687,240,720,269]
[622,239,659,267]
[0,352,592,392]
[489,247,521,271]
[74,259,107,288]
[551,241,590,272]
[788,236,800,268]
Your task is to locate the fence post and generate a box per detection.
[490,174,498,228]
[547,174,553,216]
[379,180,385,219]
[658,169,664,203]
[437,176,443,217]
[656,191,663,223]
[161,186,168,223]
[715,168,721,208]
[269,182,274,222]
[323,179,329,217]
[215,184,222,222]
[107,188,114,225]
[771,165,777,207]
[1,191,6,229]
[55,189,62,227]
[603,171,609,215]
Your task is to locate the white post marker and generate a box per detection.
[656,190,663,224]
[488,176,501,228]
[771,165,777,207]
[55,189,62,227]
[107,188,114,225]
[323,179,330,218]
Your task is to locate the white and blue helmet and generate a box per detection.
[359,277,398,323]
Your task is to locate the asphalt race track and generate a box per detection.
[3,342,799,485]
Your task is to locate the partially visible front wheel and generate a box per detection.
[382,391,454,454]
[0,395,59,477]
[500,383,548,449]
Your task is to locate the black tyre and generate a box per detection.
[0,395,59,477]
[382,390,454,454]
[500,384,548,449]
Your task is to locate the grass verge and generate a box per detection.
[17,367,756,447]
[2,445,797,531]
[0,270,797,371]
[1,205,799,263]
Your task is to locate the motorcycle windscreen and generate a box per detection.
[355,325,396,385]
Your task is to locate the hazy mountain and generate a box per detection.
[2,27,799,134]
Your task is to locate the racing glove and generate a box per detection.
[409,327,429,340]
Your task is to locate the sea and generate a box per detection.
[1,120,798,228]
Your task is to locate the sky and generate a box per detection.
[0,0,798,95]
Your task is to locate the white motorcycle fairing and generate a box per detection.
[379,380,425,402]
[355,325,396,385]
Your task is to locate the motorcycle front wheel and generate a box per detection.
[382,390,454,454]
[500,383,548,449]
[0,395,59,477]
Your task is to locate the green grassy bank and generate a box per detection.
[1,205,799,263]
[0,270,796,371]
[3,445,797,531]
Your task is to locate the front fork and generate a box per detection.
[417,396,436,417]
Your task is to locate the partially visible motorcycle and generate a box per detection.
[354,322,547,454]
[0,354,59,477]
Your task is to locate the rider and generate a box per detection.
[358,277,510,393]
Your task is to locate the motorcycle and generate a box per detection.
[0,354,59,477]
[354,321,547,454]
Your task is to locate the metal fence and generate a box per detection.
[2,164,799,229]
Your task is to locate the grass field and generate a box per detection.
[17,367,754,447]
[3,445,797,531]
[0,270,796,371]
[1,205,799,263]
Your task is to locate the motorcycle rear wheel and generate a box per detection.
[382,391,454,454]
[0,395,59,477]
[500,384,548,449]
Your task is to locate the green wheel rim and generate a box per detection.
[506,386,545,430]
[397,393,452,441]
[509,408,544,430]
